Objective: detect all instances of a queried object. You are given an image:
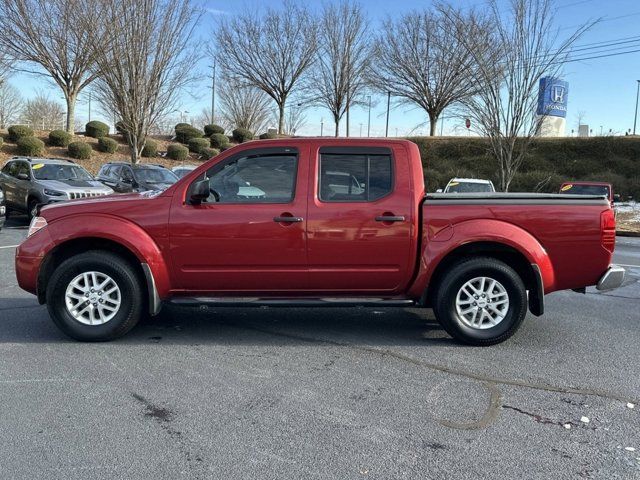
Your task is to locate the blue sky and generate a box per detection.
[8,0,640,136]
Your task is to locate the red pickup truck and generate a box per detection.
[15,139,625,345]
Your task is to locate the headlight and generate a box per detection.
[27,216,48,237]
[44,189,65,197]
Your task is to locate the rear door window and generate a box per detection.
[319,149,393,202]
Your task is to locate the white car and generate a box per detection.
[439,178,496,194]
[171,165,197,179]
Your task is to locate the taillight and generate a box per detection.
[600,209,616,253]
[27,216,48,237]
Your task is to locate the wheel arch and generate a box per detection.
[37,215,171,312]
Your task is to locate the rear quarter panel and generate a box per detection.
[418,202,612,294]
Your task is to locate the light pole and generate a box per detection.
[634,80,640,135]
[367,95,371,137]
[88,91,92,122]
[359,123,363,136]
[320,118,324,137]
[210,62,216,124]
[600,125,603,136]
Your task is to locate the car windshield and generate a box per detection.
[561,184,610,197]
[174,168,194,178]
[446,182,493,193]
[32,163,93,181]
[134,167,178,185]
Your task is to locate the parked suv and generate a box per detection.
[0,157,114,219]
[96,162,178,193]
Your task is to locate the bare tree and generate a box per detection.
[0,81,23,128]
[85,0,200,163]
[371,8,487,136]
[575,110,587,132]
[311,0,370,137]
[445,0,594,190]
[215,1,317,134]
[219,79,272,134]
[0,0,101,133]
[21,91,64,130]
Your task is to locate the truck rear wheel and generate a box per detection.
[46,251,143,341]
[432,257,527,346]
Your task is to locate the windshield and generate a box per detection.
[32,163,93,181]
[134,167,178,184]
[446,181,494,193]
[561,184,610,198]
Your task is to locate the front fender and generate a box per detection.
[409,218,556,298]
[45,214,171,298]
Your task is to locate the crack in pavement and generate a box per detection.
[233,321,639,405]
[501,405,589,429]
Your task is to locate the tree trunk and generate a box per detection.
[277,102,285,135]
[334,114,340,137]
[129,135,140,164]
[429,111,438,136]
[65,91,77,134]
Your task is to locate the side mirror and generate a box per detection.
[436,188,443,193]
[17,173,30,181]
[189,178,210,204]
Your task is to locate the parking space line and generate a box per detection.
[0,245,19,250]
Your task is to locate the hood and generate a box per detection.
[137,182,175,192]
[37,179,113,192]
[40,192,161,221]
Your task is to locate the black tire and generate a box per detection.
[27,198,38,221]
[432,257,527,346]
[46,250,143,341]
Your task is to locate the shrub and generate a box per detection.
[16,136,45,156]
[48,129,72,147]
[232,128,253,143]
[142,139,158,158]
[174,122,191,132]
[201,147,219,158]
[188,137,210,153]
[209,133,229,149]
[97,137,119,153]
[8,125,34,142]
[85,120,110,138]
[259,131,277,140]
[204,124,225,136]
[115,121,126,135]
[0,136,3,149]
[68,141,92,159]
[175,126,203,144]
[167,143,189,161]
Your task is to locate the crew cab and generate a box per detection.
[15,139,625,345]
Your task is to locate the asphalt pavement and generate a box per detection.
[0,216,638,479]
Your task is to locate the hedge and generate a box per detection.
[204,124,225,136]
[97,137,119,153]
[142,139,158,158]
[201,147,220,158]
[8,125,34,142]
[68,141,92,159]
[175,126,203,144]
[49,130,72,147]
[232,128,253,143]
[85,120,109,138]
[16,136,45,156]
[188,137,210,153]
[0,137,3,149]
[259,131,277,140]
[209,133,229,149]
[167,143,189,161]
[408,136,640,199]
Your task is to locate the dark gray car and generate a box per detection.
[0,157,114,219]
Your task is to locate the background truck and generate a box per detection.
[15,139,624,345]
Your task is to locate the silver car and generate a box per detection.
[0,157,114,219]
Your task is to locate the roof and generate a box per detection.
[104,161,167,169]
[10,157,76,165]
[448,178,493,184]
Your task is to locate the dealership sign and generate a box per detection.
[537,77,568,118]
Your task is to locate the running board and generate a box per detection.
[168,297,416,308]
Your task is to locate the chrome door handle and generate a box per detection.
[274,216,303,223]
[375,215,405,222]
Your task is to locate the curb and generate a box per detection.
[617,231,640,238]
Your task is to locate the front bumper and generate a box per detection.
[596,265,625,291]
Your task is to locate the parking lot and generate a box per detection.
[0,216,638,479]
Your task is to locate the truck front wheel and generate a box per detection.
[46,251,143,341]
[433,257,527,346]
